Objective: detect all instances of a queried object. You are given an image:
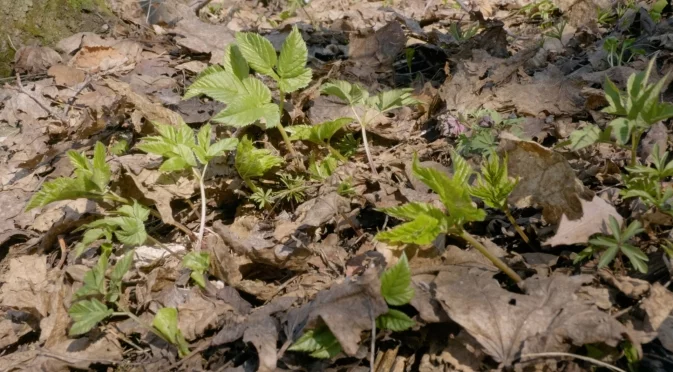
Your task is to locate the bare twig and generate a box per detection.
[56,235,67,269]
[15,73,66,123]
[63,77,92,116]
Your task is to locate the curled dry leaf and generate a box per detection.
[499,132,594,224]
[641,284,673,352]
[286,268,388,356]
[434,271,628,365]
[544,196,623,247]
[14,46,63,74]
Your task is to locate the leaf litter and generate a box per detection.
[1,0,673,370]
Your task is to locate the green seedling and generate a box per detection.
[603,36,644,67]
[320,81,420,175]
[308,154,338,181]
[290,253,416,359]
[74,201,150,257]
[457,109,524,156]
[519,0,558,28]
[650,0,667,22]
[545,19,566,42]
[152,307,191,358]
[568,59,673,166]
[469,155,530,244]
[449,22,480,42]
[377,153,522,283]
[69,247,149,336]
[276,172,309,205]
[597,7,616,25]
[575,216,648,274]
[182,252,210,289]
[137,122,238,251]
[288,117,353,162]
[337,178,356,197]
[185,26,312,156]
[622,144,673,215]
[235,136,284,205]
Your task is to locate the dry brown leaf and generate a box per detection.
[243,316,279,372]
[349,21,406,71]
[69,40,142,73]
[435,272,628,365]
[287,268,388,356]
[47,65,87,87]
[14,46,63,74]
[172,4,235,64]
[174,289,238,341]
[598,270,650,299]
[544,196,622,247]
[640,283,673,352]
[499,133,593,224]
[0,255,51,317]
[104,78,183,126]
[296,192,351,228]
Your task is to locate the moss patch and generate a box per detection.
[0,0,112,77]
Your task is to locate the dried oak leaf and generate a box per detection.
[173,288,240,341]
[286,268,388,356]
[435,272,629,365]
[0,255,52,317]
[14,46,63,74]
[544,196,622,247]
[104,78,183,127]
[499,133,594,224]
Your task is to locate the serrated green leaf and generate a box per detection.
[568,124,601,151]
[367,89,420,113]
[108,249,135,302]
[197,123,212,152]
[603,77,626,116]
[379,202,444,222]
[289,326,342,359]
[278,68,312,93]
[380,253,414,306]
[92,142,110,191]
[183,252,209,288]
[75,228,107,258]
[68,150,90,172]
[159,156,190,172]
[376,214,442,245]
[376,309,415,331]
[321,80,369,106]
[25,177,96,211]
[75,250,109,299]
[184,69,246,103]
[235,136,284,181]
[278,27,308,78]
[412,155,485,225]
[235,32,277,76]
[289,117,352,144]
[136,138,175,157]
[207,138,238,158]
[223,44,249,80]
[212,77,279,128]
[469,155,517,211]
[608,117,632,145]
[68,299,113,336]
[153,307,190,357]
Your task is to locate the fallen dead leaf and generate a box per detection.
[544,196,623,247]
[14,46,63,74]
[641,283,673,352]
[499,132,594,224]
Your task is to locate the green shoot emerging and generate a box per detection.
[377,153,522,283]
[469,155,529,243]
[137,122,237,251]
[576,216,648,273]
[182,252,210,289]
[185,26,312,156]
[235,136,284,206]
[622,144,673,216]
[320,80,420,175]
[152,307,191,358]
[290,253,416,359]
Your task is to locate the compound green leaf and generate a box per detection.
[608,117,632,145]
[367,88,420,113]
[568,124,601,151]
[289,326,342,359]
[597,244,620,269]
[379,202,442,222]
[25,177,95,211]
[321,80,368,106]
[278,27,308,78]
[235,32,277,76]
[380,253,415,306]
[159,156,190,173]
[207,138,239,158]
[376,213,441,246]
[235,136,284,180]
[68,299,113,336]
[278,68,312,93]
[184,69,245,103]
[376,309,415,331]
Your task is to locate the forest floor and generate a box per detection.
[1,0,673,371]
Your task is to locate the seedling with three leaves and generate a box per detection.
[376,153,522,283]
[319,81,420,175]
[622,144,673,216]
[185,26,312,156]
[575,216,648,274]
[289,254,416,358]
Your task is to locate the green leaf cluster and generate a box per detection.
[74,201,150,257]
[69,247,135,335]
[153,307,190,357]
[469,155,517,211]
[137,122,237,172]
[456,109,524,156]
[622,144,673,215]
[377,153,485,245]
[235,136,284,191]
[185,27,311,129]
[289,254,416,359]
[576,216,648,273]
[26,142,110,211]
[320,81,419,116]
[182,252,210,289]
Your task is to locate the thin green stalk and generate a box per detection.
[459,230,523,284]
[351,106,378,175]
[630,130,641,166]
[277,87,297,156]
[192,164,208,252]
[243,177,259,193]
[503,208,530,244]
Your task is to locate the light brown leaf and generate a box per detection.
[544,196,623,247]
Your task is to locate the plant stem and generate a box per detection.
[326,143,348,162]
[503,208,530,244]
[630,130,640,166]
[277,87,297,156]
[459,230,523,284]
[193,164,209,252]
[350,106,378,175]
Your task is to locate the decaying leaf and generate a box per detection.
[499,133,594,224]
[544,196,623,247]
[435,271,628,365]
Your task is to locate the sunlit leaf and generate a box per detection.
[68,299,113,336]
[380,253,415,306]
[376,309,415,331]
